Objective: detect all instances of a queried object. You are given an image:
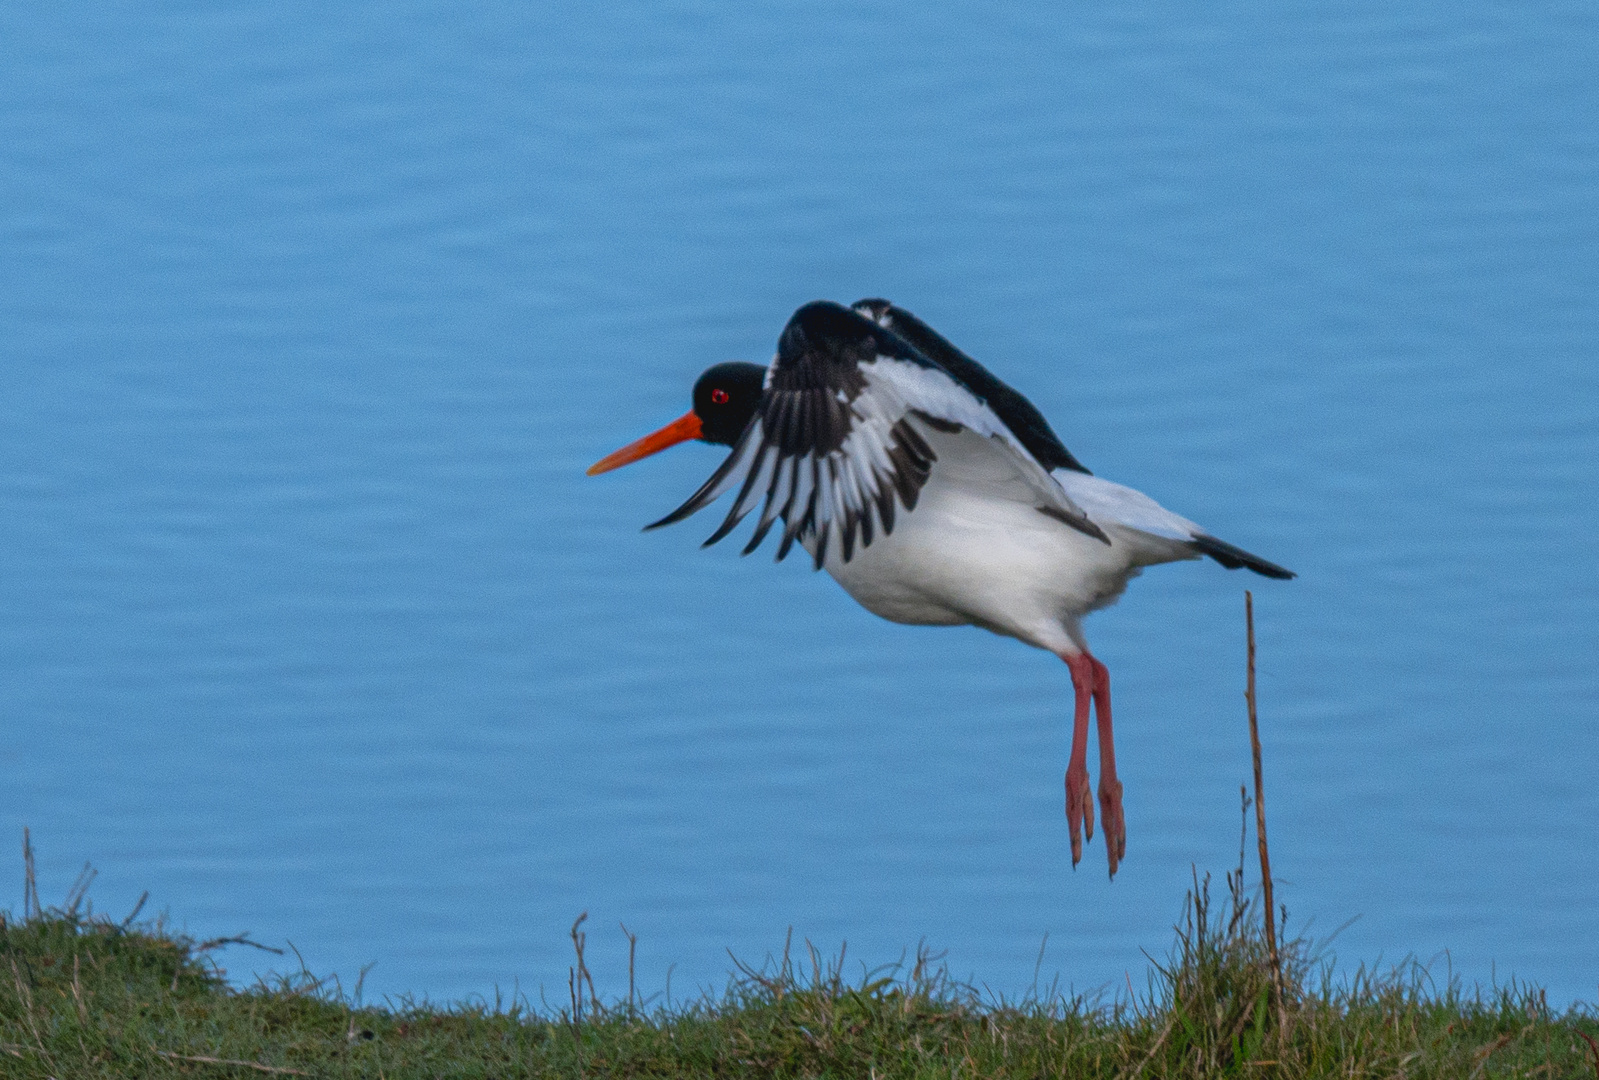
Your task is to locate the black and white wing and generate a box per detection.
[859,299,1296,580]
[850,298,1092,476]
[647,300,1107,569]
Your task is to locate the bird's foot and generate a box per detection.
[1065,760,1095,866]
[1099,774,1125,878]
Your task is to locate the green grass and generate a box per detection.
[2,867,1596,1079]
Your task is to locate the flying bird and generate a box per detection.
[588,299,1293,877]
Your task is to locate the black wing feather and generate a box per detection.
[1189,534,1296,580]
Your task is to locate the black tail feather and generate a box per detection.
[1190,534,1295,580]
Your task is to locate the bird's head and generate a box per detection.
[586,361,766,475]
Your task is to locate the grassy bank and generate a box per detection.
[3,869,1596,1079]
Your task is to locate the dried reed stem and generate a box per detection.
[1245,591,1285,1029]
[620,921,638,1016]
[22,828,38,922]
[568,912,597,1027]
[121,891,149,930]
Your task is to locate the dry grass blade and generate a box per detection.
[9,956,48,1058]
[71,954,88,1026]
[63,861,97,915]
[155,1049,309,1075]
[197,933,286,955]
[1119,1011,1177,1080]
[1468,1031,1516,1079]
[120,889,149,930]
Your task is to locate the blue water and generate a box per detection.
[3,1,1596,1007]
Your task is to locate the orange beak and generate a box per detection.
[586,411,704,476]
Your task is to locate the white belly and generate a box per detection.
[804,428,1183,655]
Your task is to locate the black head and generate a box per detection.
[691,361,766,445]
[587,360,766,476]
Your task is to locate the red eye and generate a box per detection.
[711,388,729,404]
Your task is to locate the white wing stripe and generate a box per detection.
[742,452,794,554]
[863,356,1108,543]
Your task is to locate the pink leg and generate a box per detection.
[1062,653,1096,866]
[1089,655,1126,878]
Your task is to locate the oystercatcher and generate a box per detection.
[588,299,1293,877]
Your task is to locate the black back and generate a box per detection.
[853,299,1091,475]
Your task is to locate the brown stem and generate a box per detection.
[22,828,38,922]
[569,912,591,1027]
[1576,1030,1599,1080]
[1246,591,1285,1030]
[620,921,638,1016]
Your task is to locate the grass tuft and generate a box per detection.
[2,867,1596,1078]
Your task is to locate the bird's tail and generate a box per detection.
[1188,534,1295,579]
